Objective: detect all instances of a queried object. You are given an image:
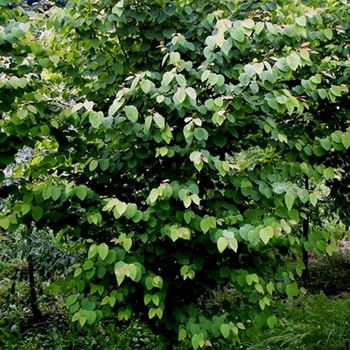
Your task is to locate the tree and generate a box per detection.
[1,0,350,348]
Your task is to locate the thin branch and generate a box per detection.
[116,33,130,64]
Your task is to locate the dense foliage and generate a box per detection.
[1,0,350,348]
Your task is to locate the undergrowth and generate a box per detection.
[242,292,350,350]
[2,229,350,349]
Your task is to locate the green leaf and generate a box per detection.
[140,79,152,94]
[89,112,104,128]
[285,282,298,298]
[183,195,192,208]
[255,283,264,293]
[152,276,163,288]
[21,203,31,215]
[304,241,314,253]
[286,53,300,71]
[125,105,139,123]
[186,87,197,100]
[123,237,132,251]
[75,186,87,201]
[174,88,186,104]
[115,200,127,216]
[128,264,137,281]
[267,315,277,329]
[246,274,254,286]
[66,295,77,307]
[331,131,342,143]
[74,282,84,296]
[49,283,60,295]
[42,187,52,201]
[193,128,208,141]
[266,282,274,295]
[162,71,175,86]
[144,294,152,305]
[326,243,337,256]
[74,267,82,277]
[170,52,181,64]
[317,240,326,252]
[284,193,295,212]
[116,272,125,286]
[310,74,321,84]
[324,28,333,40]
[219,266,231,278]
[318,89,327,99]
[300,162,309,175]
[51,188,61,201]
[125,203,138,219]
[341,131,350,149]
[153,113,165,129]
[259,227,273,244]
[0,218,10,230]
[309,192,318,206]
[324,167,334,180]
[79,316,86,327]
[145,277,153,291]
[295,16,306,27]
[191,334,200,350]
[101,296,110,305]
[320,138,332,151]
[144,115,153,133]
[228,237,238,252]
[250,81,259,94]
[330,85,341,97]
[98,243,109,261]
[17,109,28,120]
[86,311,97,325]
[248,230,260,246]
[105,250,116,264]
[242,18,255,29]
[149,308,156,319]
[239,73,250,86]
[88,245,98,259]
[178,329,187,341]
[32,207,44,222]
[108,99,124,116]
[149,188,159,204]
[40,124,50,136]
[230,28,245,43]
[200,217,216,233]
[152,294,160,306]
[89,160,98,171]
[214,32,225,47]
[100,159,110,171]
[49,55,59,65]
[217,237,228,253]
[255,22,264,35]
[83,260,94,270]
[220,324,230,339]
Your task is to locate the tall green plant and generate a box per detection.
[1,0,350,348]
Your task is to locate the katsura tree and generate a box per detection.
[1,0,350,348]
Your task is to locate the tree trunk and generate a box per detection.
[302,177,309,283]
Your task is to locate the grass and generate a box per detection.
[1,292,350,350]
[0,317,164,350]
[242,292,350,350]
